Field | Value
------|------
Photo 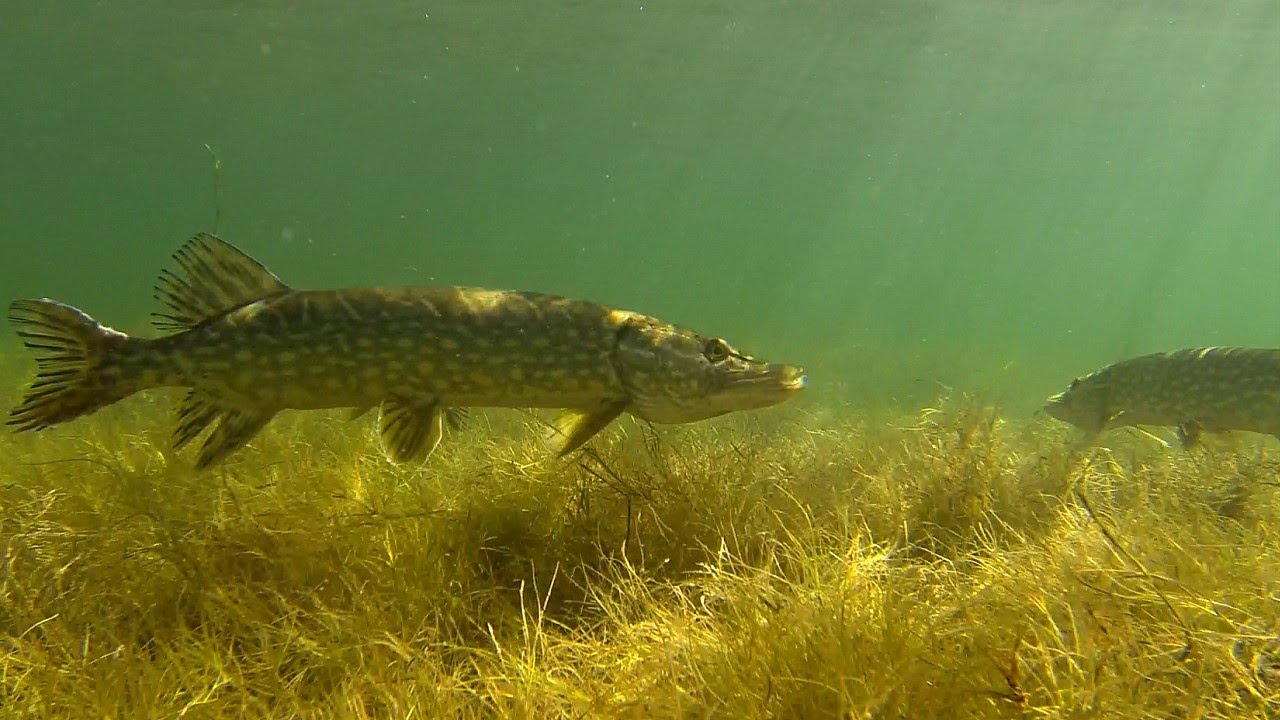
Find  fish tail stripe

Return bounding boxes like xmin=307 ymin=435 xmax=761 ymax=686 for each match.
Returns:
xmin=6 ymin=299 xmax=134 ymax=431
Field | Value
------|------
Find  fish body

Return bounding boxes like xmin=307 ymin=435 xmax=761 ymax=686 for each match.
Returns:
xmin=8 ymin=234 xmax=806 ymax=468
xmin=141 ymin=287 xmax=631 ymax=412
xmin=1043 ymin=347 xmax=1280 ymax=445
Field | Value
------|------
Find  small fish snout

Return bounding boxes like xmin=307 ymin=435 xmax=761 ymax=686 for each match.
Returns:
xmin=778 ymin=364 xmax=807 ymax=391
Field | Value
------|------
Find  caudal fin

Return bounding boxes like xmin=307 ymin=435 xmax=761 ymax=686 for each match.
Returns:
xmin=7 ymin=299 xmax=134 ymax=431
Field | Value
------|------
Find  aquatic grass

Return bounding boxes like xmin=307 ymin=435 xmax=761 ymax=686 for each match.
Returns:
xmin=0 ymin=376 xmax=1277 ymax=717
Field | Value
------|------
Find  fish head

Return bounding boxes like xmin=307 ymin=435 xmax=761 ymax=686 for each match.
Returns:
xmin=1043 ymin=372 xmax=1110 ymax=433
xmin=613 ymin=317 xmax=807 ymax=423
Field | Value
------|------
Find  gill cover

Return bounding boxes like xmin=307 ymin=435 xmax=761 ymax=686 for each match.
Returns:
xmin=612 ymin=317 xmax=805 ymax=424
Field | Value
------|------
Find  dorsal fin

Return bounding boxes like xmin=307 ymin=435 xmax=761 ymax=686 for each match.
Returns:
xmin=152 ymin=233 xmax=291 ymax=331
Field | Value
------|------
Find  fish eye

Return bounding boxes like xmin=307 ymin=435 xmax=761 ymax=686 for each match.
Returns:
xmin=703 ymin=338 xmax=730 ymax=363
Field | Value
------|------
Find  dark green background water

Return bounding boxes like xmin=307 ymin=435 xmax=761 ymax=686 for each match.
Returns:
xmin=3 ymin=1 xmax=1277 ymax=415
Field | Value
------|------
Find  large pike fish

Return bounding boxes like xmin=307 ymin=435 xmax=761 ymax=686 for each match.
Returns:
xmin=1044 ymin=347 xmax=1280 ymax=447
xmin=8 ymin=233 xmax=807 ymax=468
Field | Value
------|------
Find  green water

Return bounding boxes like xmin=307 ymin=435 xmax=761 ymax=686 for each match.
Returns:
xmin=2 ymin=0 xmax=1277 ymax=416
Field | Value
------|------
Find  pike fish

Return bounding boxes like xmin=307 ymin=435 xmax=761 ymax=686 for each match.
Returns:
xmin=8 ymin=233 xmax=807 ymax=468
xmin=1043 ymin=347 xmax=1280 ymax=447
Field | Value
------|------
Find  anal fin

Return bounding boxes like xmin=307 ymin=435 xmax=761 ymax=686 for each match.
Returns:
xmin=444 ymin=407 xmax=469 ymax=430
xmin=379 ymin=396 xmax=446 ymax=462
xmin=544 ymin=402 xmax=627 ymax=456
xmin=173 ymin=390 xmax=275 ymax=469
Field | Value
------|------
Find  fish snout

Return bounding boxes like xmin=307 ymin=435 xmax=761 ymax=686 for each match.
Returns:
xmin=712 ymin=360 xmax=807 ymax=414
xmin=1041 ymin=391 xmax=1067 ymax=418
xmin=1045 ymin=391 xmax=1065 ymax=402
xmin=776 ymin=364 xmax=808 ymax=393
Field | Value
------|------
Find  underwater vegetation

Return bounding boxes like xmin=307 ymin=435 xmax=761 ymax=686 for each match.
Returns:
xmin=0 ymin=383 xmax=1276 ymax=718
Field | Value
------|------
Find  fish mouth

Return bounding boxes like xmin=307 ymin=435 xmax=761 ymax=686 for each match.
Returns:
xmin=630 ymin=362 xmax=807 ymax=423
xmin=1042 ymin=392 xmax=1065 ymax=415
xmin=729 ymin=363 xmax=807 ymax=395
xmin=779 ymin=365 xmax=807 ymax=392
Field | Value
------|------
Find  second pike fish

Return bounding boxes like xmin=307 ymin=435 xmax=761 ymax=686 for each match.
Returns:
xmin=8 ymin=234 xmax=807 ymax=468
xmin=1044 ymin=347 xmax=1280 ymax=447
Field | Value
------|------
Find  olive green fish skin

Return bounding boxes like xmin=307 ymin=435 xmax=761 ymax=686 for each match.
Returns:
xmin=1044 ymin=347 xmax=1280 ymax=441
xmin=7 ymin=234 xmax=806 ymax=468
xmin=138 ymin=287 xmax=628 ymax=412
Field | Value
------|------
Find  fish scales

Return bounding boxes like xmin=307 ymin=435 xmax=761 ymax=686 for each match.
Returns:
xmin=1044 ymin=347 xmax=1280 ymax=444
xmin=142 ymin=287 xmax=625 ymax=411
xmin=7 ymin=233 xmax=806 ymax=468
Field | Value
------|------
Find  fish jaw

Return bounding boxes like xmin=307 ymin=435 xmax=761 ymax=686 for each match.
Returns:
xmin=703 ymin=360 xmax=807 ymax=414
xmin=1043 ymin=374 xmax=1109 ymax=434
xmin=1041 ymin=390 xmax=1069 ymax=422
xmin=1043 ymin=386 xmax=1089 ymax=429
xmin=612 ymin=316 xmax=806 ymax=424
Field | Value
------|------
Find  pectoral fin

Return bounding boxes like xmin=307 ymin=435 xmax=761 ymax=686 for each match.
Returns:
xmin=1176 ymin=421 xmax=1202 ymax=449
xmin=1130 ymin=426 xmax=1173 ymax=449
xmin=544 ymin=402 xmax=627 ymax=456
xmin=379 ymin=396 xmax=445 ymax=462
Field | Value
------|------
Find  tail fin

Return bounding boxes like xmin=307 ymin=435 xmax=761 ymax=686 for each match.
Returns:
xmin=7 ymin=299 xmax=135 ymax=431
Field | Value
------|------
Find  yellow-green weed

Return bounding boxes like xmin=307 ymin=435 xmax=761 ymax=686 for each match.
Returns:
xmin=0 ymin=381 xmax=1276 ymax=718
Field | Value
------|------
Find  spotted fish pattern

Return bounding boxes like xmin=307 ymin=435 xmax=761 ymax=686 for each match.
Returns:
xmin=8 ymin=234 xmax=807 ymax=468
xmin=1044 ymin=347 xmax=1280 ymax=446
